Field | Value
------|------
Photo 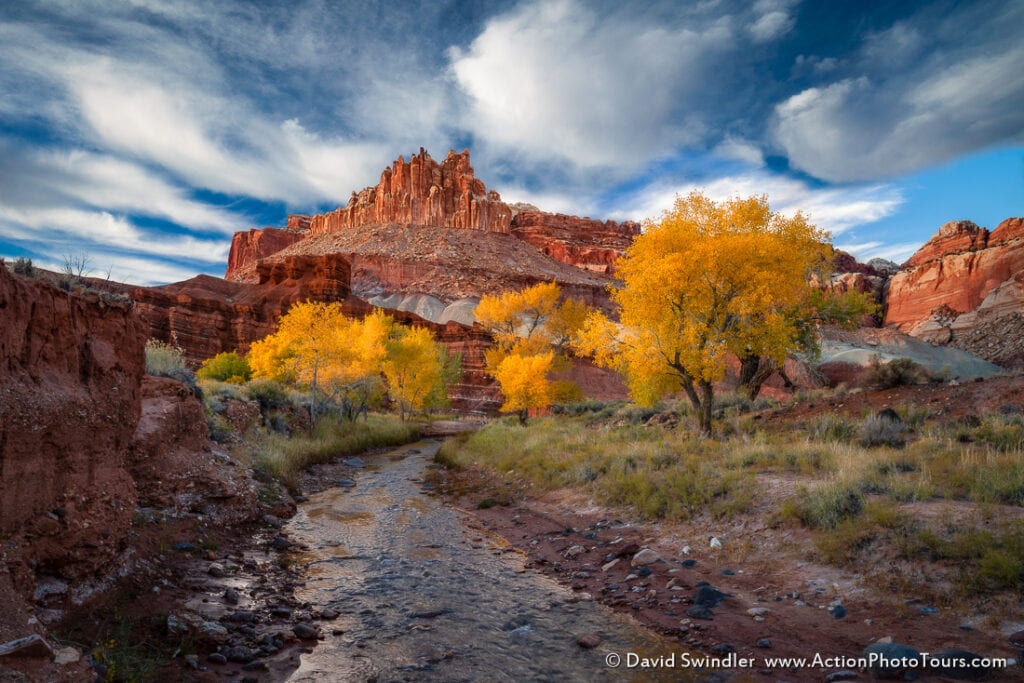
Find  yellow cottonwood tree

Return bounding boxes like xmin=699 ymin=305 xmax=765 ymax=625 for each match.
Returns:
xmin=475 ymin=282 xmax=591 ymax=420
xmin=493 ymin=351 xmax=555 ymax=423
xmin=575 ymin=192 xmax=831 ymax=435
xmin=383 ymin=325 xmax=453 ymax=419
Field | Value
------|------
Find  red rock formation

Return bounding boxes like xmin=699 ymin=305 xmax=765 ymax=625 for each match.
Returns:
xmin=114 ymin=254 xmax=353 ymax=363
xmin=509 ymin=211 xmax=640 ymax=273
xmin=225 ymin=226 xmax=307 ymax=282
xmin=310 ymin=148 xmax=512 ymax=236
xmin=885 ymin=217 xmax=1024 ymax=365
xmin=0 ymin=266 xmax=144 ymax=573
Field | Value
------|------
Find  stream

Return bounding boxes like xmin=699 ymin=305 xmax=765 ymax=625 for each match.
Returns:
xmin=283 ymin=440 xmax=689 ymax=682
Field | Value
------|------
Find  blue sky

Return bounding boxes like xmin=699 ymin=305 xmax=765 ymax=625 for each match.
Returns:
xmin=0 ymin=0 xmax=1021 ymax=284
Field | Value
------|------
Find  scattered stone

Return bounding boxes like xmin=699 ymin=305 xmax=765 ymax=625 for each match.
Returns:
xmin=681 ymin=559 xmax=697 ymax=568
xmin=720 ymin=569 xmax=735 ymax=576
xmin=224 ymin=587 xmax=240 ymax=604
xmin=928 ymin=648 xmax=990 ymax=681
xmin=184 ymin=654 xmax=199 ymax=670
xmin=920 ymin=606 xmax=938 ymax=615
xmin=293 ymin=623 xmax=320 ymax=640
xmin=336 ymin=479 xmax=356 ymax=488
xmin=710 ymin=643 xmax=734 ymax=655
xmin=686 ymin=606 xmax=714 ymax=620
xmin=272 ymin=607 xmax=293 ymax=619
xmin=342 ymin=457 xmax=366 ymax=468
xmin=825 ymin=671 xmax=859 ymax=682
xmin=830 ymin=605 xmax=848 ymax=619
xmin=631 ymin=548 xmax=660 ymax=566
xmin=709 ymin=536 xmax=722 ymax=549
xmin=271 ymin=536 xmax=292 ymax=551
xmin=320 ymin=608 xmax=339 ymax=620
xmin=174 ymin=541 xmax=195 ymax=552
xmin=199 ymin=621 xmax=229 ymax=644
xmin=638 ymin=566 xmax=652 ymax=578
xmin=564 ymin=545 xmax=585 ymax=559
xmin=53 ymin=646 xmax=81 ymax=665
xmin=755 ymin=638 xmax=772 ymax=649
xmin=602 ymin=558 xmax=620 ymax=572
xmin=863 ymin=641 xmax=921 ymax=680
xmin=746 ymin=607 xmax=771 ymax=617
xmin=228 ymin=610 xmax=257 ymax=623
xmin=208 ymin=652 xmax=227 ymax=664
xmin=577 ymin=634 xmax=602 ymax=649
xmin=208 ymin=562 xmax=226 ymax=577
xmin=33 ymin=578 xmax=69 ymax=604
xmin=224 ymin=646 xmax=257 ymax=663
xmin=693 ymin=584 xmax=729 ymax=607
xmin=166 ymin=613 xmax=190 ymax=636
xmin=1009 ymin=630 xmax=1024 ymax=648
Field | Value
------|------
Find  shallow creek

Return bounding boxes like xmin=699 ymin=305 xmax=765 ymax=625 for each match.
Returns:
xmin=284 ymin=440 xmax=689 ymax=682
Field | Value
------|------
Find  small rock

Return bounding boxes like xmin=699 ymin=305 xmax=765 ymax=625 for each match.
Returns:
xmin=709 ymin=536 xmax=722 ymax=549
xmin=224 ymin=588 xmax=239 ymax=605
xmin=825 ymin=671 xmax=858 ymax=682
xmin=602 ymin=558 xmax=620 ymax=572
xmin=228 ymin=610 xmax=256 ymax=623
xmin=686 ymin=606 xmax=714 ymax=620
xmin=53 ymin=646 xmax=81 ymax=665
xmin=320 ymin=608 xmax=339 ymax=620
xmin=293 ymin=623 xmax=320 ymax=640
xmin=564 ymin=545 xmax=585 ymax=559
xmin=336 ymin=479 xmax=356 ymax=488
xmin=919 ymin=606 xmax=938 ymax=615
xmin=747 ymin=607 xmax=771 ymax=617
xmin=637 ymin=566 xmax=652 ymax=577
xmin=207 ymin=562 xmax=226 ymax=577
xmin=929 ymin=648 xmax=990 ymax=681
xmin=829 ymin=605 xmax=848 ymax=619
xmin=710 ymin=643 xmax=734 ymax=655
xmin=184 ymin=654 xmax=199 ymax=670
xmin=577 ymin=633 xmax=602 ymax=649
xmin=199 ymin=621 xmax=228 ymax=644
xmin=755 ymin=638 xmax=772 ymax=649
xmin=272 ymin=607 xmax=293 ymax=619
xmin=224 ymin=646 xmax=257 ymax=663
xmin=693 ymin=584 xmax=729 ymax=607
xmin=863 ymin=641 xmax=921 ymax=680
xmin=720 ymin=569 xmax=735 ymax=576
xmin=208 ymin=652 xmax=227 ymax=664
xmin=631 ymin=548 xmax=660 ymax=566
xmin=166 ymin=614 xmax=190 ymax=636
xmin=271 ymin=536 xmax=292 ymax=551
xmin=342 ymin=457 xmax=366 ymax=468
xmin=681 ymin=559 xmax=697 ymax=568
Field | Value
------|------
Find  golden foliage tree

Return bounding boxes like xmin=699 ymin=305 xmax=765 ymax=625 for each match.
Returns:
xmin=575 ymin=192 xmax=832 ymax=434
xmin=383 ymin=325 xmax=456 ymax=419
xmin=475 ymin=282 xmax=590 ymax=421
xmin=248 ymin=302 xmax=452 ymax=423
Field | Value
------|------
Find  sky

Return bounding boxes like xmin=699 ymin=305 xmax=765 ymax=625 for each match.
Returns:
xmin=0 ymin=0 xmax=1021 ymax=285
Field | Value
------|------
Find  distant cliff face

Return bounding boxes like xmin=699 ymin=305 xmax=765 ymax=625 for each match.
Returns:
xmin=885 ymin=217 xmax=1024 ymax=366
xmin=224 ymin=149 xmax=639 ymax=292
xmin=309 ymin=148 xmax=512 ymax=236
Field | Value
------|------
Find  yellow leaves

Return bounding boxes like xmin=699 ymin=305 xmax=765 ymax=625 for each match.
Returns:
xmin=475 ymin=282 xmax=595 ymax=415
xmin=493 ymin=351 xmax=554 ymax=414
xmin=383 ymin=325 xmax=450 ymax=416
xmin=247 ymin=300 xmax=453 ymax=418
xmin=574 ymin=191 xmax=833 ymax=420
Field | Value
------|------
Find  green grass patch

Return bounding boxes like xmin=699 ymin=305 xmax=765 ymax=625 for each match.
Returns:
xmin=254 ymin=414 xmax=419 ymax=491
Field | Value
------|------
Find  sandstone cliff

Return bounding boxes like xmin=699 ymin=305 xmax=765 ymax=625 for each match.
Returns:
xmin=225 ymin=226 xmax=307 ymax=282
xmin=885 ymin=217 xmax=1024 ymax=366
xmin=509 ymin=211 xmax=640 ymax=274
xmin=309 ymin=148 xmax=512 ymax=236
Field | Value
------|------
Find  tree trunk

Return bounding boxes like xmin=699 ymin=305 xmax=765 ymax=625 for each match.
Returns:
xmin=518 ymin=408 xmax=528 ymax=425
xmin=309 ymin=359 xmax=318 ymax=429
xmin=698 ymin=380 xmax=714 ymax=436
xmin=737 ymin=355 xmax=778 ymax=401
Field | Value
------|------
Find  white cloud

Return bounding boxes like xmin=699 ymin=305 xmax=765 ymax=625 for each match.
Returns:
xmin=713 ymin=136 xmax=766 ymax=167
xmin=772 ymin=7 xmax=1024 ymax=182
xmin=450 ymin=0 xmax=731 ymax=169
xmin=605 ymin=170 xmax=903 ymax=236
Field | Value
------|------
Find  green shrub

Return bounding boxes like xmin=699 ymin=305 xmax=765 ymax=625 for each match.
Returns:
xmin=244 ymin=379 xmax=289 ymax=412
xmin=809 ymin=414 xmax=858 ymax=443
xmin=860 ymin=413 xmax=906 ymax=448
xmin=783 ymin=481 xmax=864 ymax=529
xmin=196 ymin=351 xmax=252 ymax=383
xmin=13 ymin=257 xmax=34 ymax=276
xmin=144 ymin=339 xmax=196 ymax=389
xmin=865 ymin=356 xmax=930 ymax=389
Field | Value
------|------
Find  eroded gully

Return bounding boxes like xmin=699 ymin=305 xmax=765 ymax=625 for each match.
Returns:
xmin=283 ymin=440 xmax=689 ymax=682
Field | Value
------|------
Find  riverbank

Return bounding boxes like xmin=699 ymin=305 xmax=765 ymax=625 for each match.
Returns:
xmin=429 ymin=402 xmax=1024 ymax=682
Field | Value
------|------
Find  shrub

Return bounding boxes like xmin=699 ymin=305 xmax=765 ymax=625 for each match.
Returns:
xmin=244 ymin=379 xmax=289 ymax=412
xmin=809 ymin=414 xmax=858 ymax=443
xmin=197 ymin=351 xmax=252 ymax=383
xmin=864 ymin=356 xmax=930 ymax=389
xmin=783 ymin=481 xmax=864 ymax=529
xmin=13 ymin=257 xmax=34 ymax=276
xmin=144 ymin=339 xmax=197 ymax=389
xmin=860 ymin=413 xmax=906 ymax=448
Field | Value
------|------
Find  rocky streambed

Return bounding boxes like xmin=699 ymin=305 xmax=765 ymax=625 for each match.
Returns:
xmin=283 ymin=440 xmax=684 ymax=682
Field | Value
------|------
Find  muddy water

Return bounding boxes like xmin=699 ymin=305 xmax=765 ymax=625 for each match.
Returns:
xmin=285 ymin=441 xmax=689 ymax=682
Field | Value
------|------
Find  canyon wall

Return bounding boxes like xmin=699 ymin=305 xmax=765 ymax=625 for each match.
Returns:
xmin=885 ymin=217 xmax=1024 ymax=366
xmin=225 ymin=227 xmax=307 ymax=282
xmin=509 ymin=211 xmax=640 ymax=274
